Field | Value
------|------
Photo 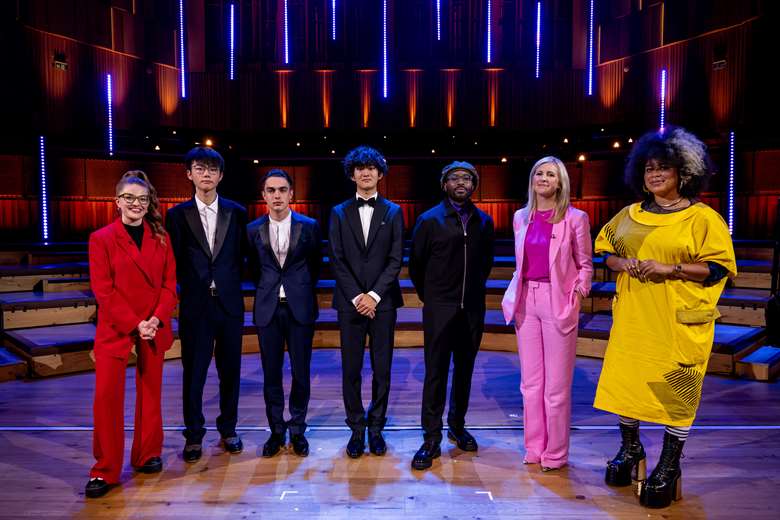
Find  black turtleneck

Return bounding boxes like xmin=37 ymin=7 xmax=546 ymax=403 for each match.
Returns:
xmin=124 ymin=223 xmax=143 ymax=250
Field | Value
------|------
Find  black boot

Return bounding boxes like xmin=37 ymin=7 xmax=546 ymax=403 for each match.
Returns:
xmin=639 ymin=432 xmax=684 ymax=508
xmin=605 ymin=422 xmax=647 ymax=487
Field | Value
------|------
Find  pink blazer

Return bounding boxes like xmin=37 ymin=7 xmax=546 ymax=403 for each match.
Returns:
xmin=501 ymin=206 xmax=593 ymax=334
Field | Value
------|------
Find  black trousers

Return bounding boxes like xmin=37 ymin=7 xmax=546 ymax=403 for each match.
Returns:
xmin=258 ymin=302 xmax=314 ymax=436
xmin=338 ymin=308 xmax=397 ymax=434
xmin=420 ymin=306 xmax=484 ymax=444
xmin=180 ymin=296 xmax=243 ymax=444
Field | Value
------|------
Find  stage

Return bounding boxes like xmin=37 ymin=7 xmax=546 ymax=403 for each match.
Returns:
xmin=0 ymin=348 xmax=778 ymax=519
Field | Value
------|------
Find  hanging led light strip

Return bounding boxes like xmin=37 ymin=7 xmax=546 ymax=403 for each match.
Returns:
xmin=486 ymin=0 xmax=492 ymax=63
xmin=106 ymin=74 xmax=114 ymax=156
xmin=659 ymin=68 xmax=667 ymax=131
xmin=383 ymin=0 xmax=388 ymax=98
xmin=332 ymin=0 xmax=337 ymax=40
xmin=179 ymin=0 xmax=187 ymax=98
xmin=587 ymin=0 xmax=594 ymax=95
xmin=436 ymin=1 xmax=441 ymax=41
xmin=284 ymin=0 xmax=290 ymax=64
xmin=728 ymin=131 xmax=735 ymax=235
xmin=39 ymin=136 xmax=50 ymax=242
xmin=535 ymin=2 xmax=541 ymax=78
xmin=229 ymin=2 xmax=235 ymax=80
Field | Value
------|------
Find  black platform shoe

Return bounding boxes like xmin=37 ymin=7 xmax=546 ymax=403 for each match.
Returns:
xmin=639 ymin=432 xmax=684 ymax=508
xmin=605 ymin=422 xmax=647 ymax=488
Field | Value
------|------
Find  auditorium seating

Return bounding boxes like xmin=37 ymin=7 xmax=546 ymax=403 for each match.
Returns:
xmin=0 ymin=239 xmax=776 ymax=382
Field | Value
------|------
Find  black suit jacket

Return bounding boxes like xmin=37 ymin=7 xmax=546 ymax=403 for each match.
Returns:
xmin=247 ymin=211 xmax=322 ymax=328
xmin=328 ymin=196 xmax=404 ymax=312
xmin=165 ymin=197 xmax=248 ymax=319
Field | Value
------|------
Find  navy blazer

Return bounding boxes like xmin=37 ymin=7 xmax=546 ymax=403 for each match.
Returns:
xmin=247 ymin=211 xmax=322 ymax=328
xmin=165 ymin=197 xmax=248 ymax=319
xmin=328 ymin=196 xmax=404 ymax=311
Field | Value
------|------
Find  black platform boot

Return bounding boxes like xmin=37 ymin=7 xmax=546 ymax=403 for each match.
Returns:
xmin=639 ymin=432 xmax=684 ymax=508
xmin=605 ymin=422 xmax=647 ymax=488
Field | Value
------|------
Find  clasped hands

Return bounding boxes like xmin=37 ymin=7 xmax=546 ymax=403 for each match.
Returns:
xmin=354 ymin=293 xmax=378 ymax=318
xmin=136 ymin=316 xmax=161 ymax=340
xmin=622 ymin=258 xmax=674 ymax=283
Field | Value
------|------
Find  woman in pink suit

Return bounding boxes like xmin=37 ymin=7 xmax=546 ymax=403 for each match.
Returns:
xmin=85 ymin=171 xmax=177 ymax=498
xmin=501 ymin=156 xmax=593 ymax=470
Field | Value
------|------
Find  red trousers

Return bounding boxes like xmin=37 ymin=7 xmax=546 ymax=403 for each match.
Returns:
xmin=90 ymin=339 xmax=165 ymax=483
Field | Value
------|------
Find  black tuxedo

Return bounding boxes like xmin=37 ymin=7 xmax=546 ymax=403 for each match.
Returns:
xmin=165 ymin=197 xmax=248 ymax=444
xmin=328 ymin=195 xmax=403 ymax=433
xmin=247 ymin=211 xmax=322 ymax=435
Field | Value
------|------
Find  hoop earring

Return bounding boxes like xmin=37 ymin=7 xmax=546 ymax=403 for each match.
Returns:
xmin=642 ymin=184 xmax=650 ymax=194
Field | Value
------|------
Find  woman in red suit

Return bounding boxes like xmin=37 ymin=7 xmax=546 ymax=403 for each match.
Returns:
xmin=85 ymin=171 xmax=177 ymax=498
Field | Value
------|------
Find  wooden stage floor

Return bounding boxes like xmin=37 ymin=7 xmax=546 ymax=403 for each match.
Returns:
xmin=1 ymin=348 xmax=779 ymax=519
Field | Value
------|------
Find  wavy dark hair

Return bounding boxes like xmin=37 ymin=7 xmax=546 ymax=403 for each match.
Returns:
xmin=625 ymin=126 xmax=715 ymax=201
xmin=116 ymin=170 xmax=167 ymax=246
xmin=343 ymin=146 xmax=388 ymax=179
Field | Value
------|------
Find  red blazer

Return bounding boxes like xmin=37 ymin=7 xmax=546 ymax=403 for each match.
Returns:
xmin=89 ymin=219 xmax=178 ymax=359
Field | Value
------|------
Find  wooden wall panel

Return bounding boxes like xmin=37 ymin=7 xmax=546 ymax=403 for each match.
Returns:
xmin=0 ymin=156 xmax=26 ymax=196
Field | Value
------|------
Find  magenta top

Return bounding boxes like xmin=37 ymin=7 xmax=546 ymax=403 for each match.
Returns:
xmin=522 ymin=208 xmax=554 ymax=282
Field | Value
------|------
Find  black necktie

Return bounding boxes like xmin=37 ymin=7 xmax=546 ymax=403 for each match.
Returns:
xmin=357 ymin=197 xmax=376 ymax=208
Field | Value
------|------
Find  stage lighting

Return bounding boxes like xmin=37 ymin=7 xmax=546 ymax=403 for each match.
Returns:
xmin=578 ymin=154 xmax=586 ymax=161
xmin=39 ymin=136 xmax=49 ymax=242
xmin=106 ymin=74 xmax=114 ymax=156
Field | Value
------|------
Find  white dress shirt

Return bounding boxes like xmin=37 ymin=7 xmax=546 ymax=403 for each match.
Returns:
xmin=269 ymin=211 xmax=292 ymax=298
xmin=352 ymin=193 xmax=381 ymax=307
xmin=195 ymin=195 xmax=218 ymax=288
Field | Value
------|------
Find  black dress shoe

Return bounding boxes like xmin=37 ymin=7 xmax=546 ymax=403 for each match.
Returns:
xmin=368 ymin=432 xmax=387 ymax=456
xmin=411 ymin=441 xmax=441 ymax=470
xmin=136 ymin=456 xmax=163 ymax=474
xmin=183 ymin=443 xmax=202 ymax=463
xmin=262 ymin=432 xmax=285 ymax=458
xmin=222 ymin=436 xmax=243 ymax=454
xmin=346 ymin=430 xmax=365 ymax=459
xmin=290 ymin=433 xmax=309 ymax=457
xmin=85 ymin=477 xmax=110 ymax=498
xmin=447 ymin=427 xmax=478 ymax=452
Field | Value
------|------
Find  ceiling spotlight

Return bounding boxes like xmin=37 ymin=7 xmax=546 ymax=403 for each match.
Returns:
xmin=563 ymin=138 xmax=569 ymax=144
xmin=205 ymin=138 xmax=213 ymax=146
xmin=172 ymin=130 xmax=177 ymax=135
xmin=331 ymin=149 xmax=336 ymax=154
xmin=628 ymin=138 xmax=634 ymax=143
xmin=600 ymin=128 xmax=605 ymax=132
xmin=578 ymin=154 xmax=586 ymax=162
xmin=500 ymin=157 xmax=508 ymax=163
xmin=473 ymin=141 xmax=478 ymax=145
xmin=253 ymin=159 xmax=259 ymax=164
xmin=613 ymin=141 xmax=620 ymax=148
xmin=296 ymin=142 xmax=301 ymax=147
xmin=431 ymin=149 xmax=436 ymax=154
xmin=383 ymin=135 xmax=387 ymax=139
xmin=323 ymin=135 xmax=328 ymax=140
xmin=154 ymin=145 xmax=161 ymax=151
xmin=194 ymin=141 xmax=200 ymax=145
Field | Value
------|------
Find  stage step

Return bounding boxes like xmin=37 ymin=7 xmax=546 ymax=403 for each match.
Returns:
xmin=735 ymin=345 xmax=780 ymax=381
xmin=0 ymin=290 xmax=96 ymax=330
xmin=0 ymin=262 xmax=89 ymax=293
xmin=33 ymin=277 xmax=90 ymax=292
xmin=27 ymin=251 xmax=88 ymax=265
xmin=0 ymin=344 xmax=27 ymax=381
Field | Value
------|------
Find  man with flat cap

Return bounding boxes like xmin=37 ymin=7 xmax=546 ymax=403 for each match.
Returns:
xmin=408 ymin=161 xmax=495 ymax=470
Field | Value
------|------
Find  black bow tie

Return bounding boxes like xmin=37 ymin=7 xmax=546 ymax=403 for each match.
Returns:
xmin=357 ymin=197 xmax=376 ymax=208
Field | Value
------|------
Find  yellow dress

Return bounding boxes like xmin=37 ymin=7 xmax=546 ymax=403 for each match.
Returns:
xmin=593 ymin=202 xmax=737 ymax=427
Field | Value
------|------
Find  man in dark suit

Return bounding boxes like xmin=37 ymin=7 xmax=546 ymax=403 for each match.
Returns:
xmin=408 ymin=161 xmax=495 ymax=470
xmin=247 ymin=169 xmax=322 ymax=457
xmin=165 ymin=147 xmax=248 ymax=462
xmin=328 ymin=146 xmax=404 ymax=458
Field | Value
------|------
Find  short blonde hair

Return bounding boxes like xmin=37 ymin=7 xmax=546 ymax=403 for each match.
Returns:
xmin=525 ymin=156 xmax=571 ymax=223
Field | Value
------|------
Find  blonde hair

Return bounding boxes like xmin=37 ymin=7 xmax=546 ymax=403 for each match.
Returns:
xmin=116 ymin=170 xmax=166 ymax=246
xmin=524 ymin=156 xmax=571 ymax=224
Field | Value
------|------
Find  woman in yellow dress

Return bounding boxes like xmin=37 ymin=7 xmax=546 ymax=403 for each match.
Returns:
xmin=593 ymin=127 xmax=736 ymax=508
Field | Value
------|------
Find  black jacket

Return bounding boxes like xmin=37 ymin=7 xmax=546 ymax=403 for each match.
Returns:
xmin=328 ymin=196 xmax=404 ymax=312
xmin=409 ymin=199 xmax=495 ymax=309
xmin=165 ymin=197 xmax=248 ymax=319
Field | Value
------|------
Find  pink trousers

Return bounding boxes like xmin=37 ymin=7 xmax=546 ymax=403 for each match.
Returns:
xmin=514 ymin=280 xmax=577 ymax=468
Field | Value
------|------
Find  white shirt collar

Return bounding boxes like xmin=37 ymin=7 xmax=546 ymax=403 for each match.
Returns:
xmin=269 ymin=210 xmax=292 ymax=226
xmin=355 ymin=192 xmax=379 ymax=201
xmin=195 ymin=194 xmax=219 ymax=212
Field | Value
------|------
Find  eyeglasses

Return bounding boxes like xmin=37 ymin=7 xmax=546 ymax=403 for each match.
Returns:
xmin=446 ymin=174 xmax=474 ymax=183
xmin=118 ymin=193 xmax=151 ymax=205
xmin=191 ymin=164 xmax=221 ymax=175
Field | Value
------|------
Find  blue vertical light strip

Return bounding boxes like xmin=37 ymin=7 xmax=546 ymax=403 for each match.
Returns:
xmin=229 ymin=3 xmax=235 ymax=80
xmin=332 ymin=0 xmax=336 ymax=40
xmin=587 ymin=0 xmax=594 ymax=95
xmin=535 ymin=1 xmax=541 ymax=78
xmin=39 ymin=136 xmax=50 ymax=242
xmin=436 ymin=1 xmax=441 ymax=41
xmin=283 ymin=0 xmax=290 ymax=64
xmin=659 ymin=68 xmax=667 ymax=131
xmin=728 ymin=131 xmax=735 ymax=235
xmin=486 ymin=0 xmax=492 ymax=63
xmin=106 ymin=74 xmax=114 ymax=156
xmin=178 ymin=0 xmax=187 ymax=98
xmin=383 ymin=0 xmax=388 ymax=98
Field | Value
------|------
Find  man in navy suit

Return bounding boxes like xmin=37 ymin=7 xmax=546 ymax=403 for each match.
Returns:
xmin=165 ymin=147 xmax=248 ymax=462
xmin=247 ymin=169 xmax=322 ymax=457
xmin=328 ymin=146 xmax=404 ymax=458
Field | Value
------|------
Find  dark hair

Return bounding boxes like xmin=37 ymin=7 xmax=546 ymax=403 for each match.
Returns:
xmin=343 ymin=146 xmax=388 ymax=178
xmin=116 ymin=170 xmax=166 ymax=246
xmin=625 ymin=126 xmax=714 ymax=201
xmin=261 ymin=168 xmax=294 ymax=190
xmin=184 ymin=146 xmax=225 ymax=172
